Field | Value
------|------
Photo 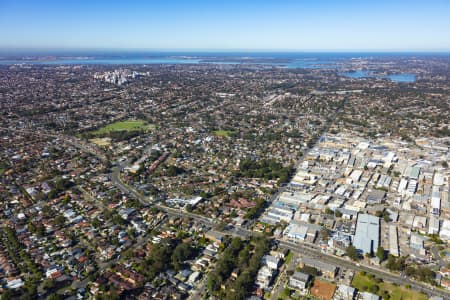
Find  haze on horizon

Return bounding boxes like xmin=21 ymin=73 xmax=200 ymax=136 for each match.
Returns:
xmin=1 ymin=0 xmax=450 ymax=52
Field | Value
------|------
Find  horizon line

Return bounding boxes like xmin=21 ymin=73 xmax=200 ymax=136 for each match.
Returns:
xmin=1 ymin=47 xmax=450 ymax=54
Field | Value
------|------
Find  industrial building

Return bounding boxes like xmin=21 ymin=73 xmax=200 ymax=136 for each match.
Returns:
xmin=389 ymin=225 xmax=400 ymax=257
xmin=353 ymin=214 xmax=380 ymax=255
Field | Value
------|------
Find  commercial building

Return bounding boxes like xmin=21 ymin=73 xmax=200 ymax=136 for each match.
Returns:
xmin=299 ymin=257 xmax=338 ymax=279
xmin=429 ymin=215 xmax=440 ymax=235
xmin=440 ymin=220 xmax=450 ymax=240
xmin=353 ymin=214 xmax=380 ymax=255
xmin=333 ymin=284 xmax=356 ymax=300
xmin=389 ymin=225 xmax=399 ymax=257
xmin=431 ymin=186 xmax=441 ymax=216
xmin=288 ymin=271 xmax=311 ymax=291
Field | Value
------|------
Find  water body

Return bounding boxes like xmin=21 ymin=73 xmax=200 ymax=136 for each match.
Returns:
xmin=385 ymin=73 xmax=416 ymax=83
xmin=1 ymin=51 xmax=445 ymax=66
xmin=0 ymin=54 xmax=337 ymax=68
xmin=0 ymin=51 xmax=441 ymax=82
xmin=0 ymin=58 xmax=334 ymax=69
xmin=342 ymin=70 xmax=416 ymax=83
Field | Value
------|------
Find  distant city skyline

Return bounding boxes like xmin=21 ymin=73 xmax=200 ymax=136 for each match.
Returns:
xmin=1 ymin=0 xmax=450 ymax=51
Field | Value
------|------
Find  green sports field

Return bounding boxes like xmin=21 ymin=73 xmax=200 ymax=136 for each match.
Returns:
xmin=351 ymin=272 xmax=427 ymax=300
xmin=91 ymin=120 xmax=155 ymax=135
xmin=212 ymin=130 xmax=237 ymax=137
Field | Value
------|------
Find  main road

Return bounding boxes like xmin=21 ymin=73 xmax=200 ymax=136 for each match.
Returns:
xmin=111 ymin=160 xmax=216 ymax=227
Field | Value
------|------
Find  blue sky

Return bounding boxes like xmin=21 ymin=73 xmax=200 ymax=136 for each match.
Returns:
xmin=1 ymin=0 xmax=450 ymax=51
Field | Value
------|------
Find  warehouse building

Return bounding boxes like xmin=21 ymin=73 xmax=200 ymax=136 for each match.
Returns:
xmin=353 ymin=214 xmax=380 ymax=255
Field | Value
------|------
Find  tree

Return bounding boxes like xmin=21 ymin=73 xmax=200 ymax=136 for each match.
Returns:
xmin=55 ymin=178 xmax=73 ymax=191
xmin=346 ymin=245 xmax=361 ymax=261
xmin=27 ymin=222 xmax=36 ymax=234
xmin=1 ymin=289 xmax=14 ymax=300
xmin=41 ymin=205 xmax=53 ymax=217
xmin=112 ymin=214 xmax=126 ymax=225
xmin=207 ymin=273 xmax=221 ymax=293
xmin=47 ymin=293 xmax=63 ymax=300
xmin=54 ymin=215 xmax=66 ymax=227
xmin=92 ymin=217 xmax=101 ymax=228
xmin=376 ymin=210 xmax=391 ymax=222
xmin=282 ymin=287 xmax=291 ymax=298
xmin=185 ymin=204 xmax=193 ymax=212
xmin=48 ymin=189 xmax=58 ymax=200
xmin=62 ymin=194 xmax=70 ymax=205
xmin=150 ymin=207 xmax=159 ymax=214
xmin=376 ymin=246 xmax=386 ymax=262
xmin=429 ymin=234 xmax=444 ymax=244
xmin=244 ymin=198 xmax=266 ymax=220
xmin=369 ymin=284 xmax=380 ymax=294
xmin=21 ymin=281 xmax=37 ymax=300
xmin=199 ymin=190 xmax=210 ymax=199
xmin=43 ymin=279 xmax=55 ymax=290
xmin=237 ymin=245 xmax=251 ymax=267
xmin=228 ymin=271 xmax=252 ymax=299
xmin=166 ymin=165 xmax=184 ymax=176
xmin=36 ymin=225 xmax=45 ymax=237
xmin=405 ymin=266 xmax=436 ymax=284
xmin=386 ymin=255 xmax=406 ymax=271
xmin=374 ymin=277 xmax=383 ymax=284
xmin=171 ymin=242 xmax=195 ymax=271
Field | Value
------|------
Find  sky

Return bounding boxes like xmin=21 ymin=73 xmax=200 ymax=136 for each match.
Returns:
xmin=1 ymin=0 xmax=450 ymax=51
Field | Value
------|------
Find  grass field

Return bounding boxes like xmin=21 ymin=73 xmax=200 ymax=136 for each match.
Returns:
xmin=212 ymin=130 xmax=237 ymax=137
xmin=91 ymin=120 xmax=154 ymax=135
xmin=89 ymin=137 xmax=112 ymax=146
xmin=351 ymin=272 xmax=428 ymax=300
